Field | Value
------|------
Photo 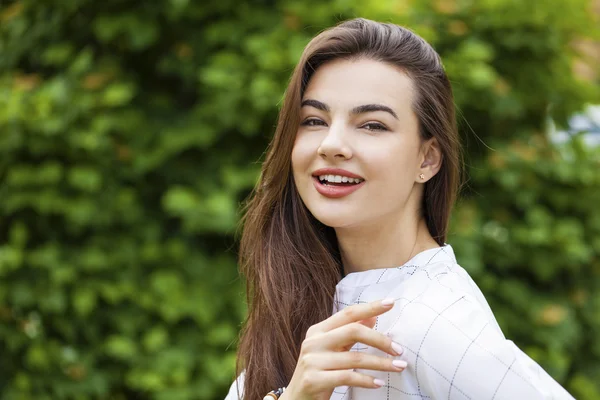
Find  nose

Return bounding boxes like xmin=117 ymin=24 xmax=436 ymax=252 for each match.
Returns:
xmin=317 ymin=122 xmax=352 ymax=160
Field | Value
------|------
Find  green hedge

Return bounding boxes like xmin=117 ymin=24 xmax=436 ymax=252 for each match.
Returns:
xmin=0 ymin=0 xmax=598 ymax=399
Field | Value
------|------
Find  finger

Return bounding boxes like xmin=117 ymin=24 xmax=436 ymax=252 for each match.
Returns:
xmin=308 ymin=322 xmax=401 ymax=356
xmin=319 ymin=298 xmax=395 ymax=332
xmin=300 ymin=369 xmax=386 ymax=391
xmin=358 ymin=316 xmax=377 ymax=328
xmin=302 ymin=351 xmax=408 ymax=373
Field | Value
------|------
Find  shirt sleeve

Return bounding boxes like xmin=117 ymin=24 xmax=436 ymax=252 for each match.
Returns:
xmin=224 ymin=371 xmax=245 ymax=400
xmin=390 ymin=283 xmax=575 ymax=400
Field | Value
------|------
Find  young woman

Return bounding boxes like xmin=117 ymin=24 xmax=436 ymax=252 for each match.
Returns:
xmin=225 ymin=18 xmax=574 ymax=400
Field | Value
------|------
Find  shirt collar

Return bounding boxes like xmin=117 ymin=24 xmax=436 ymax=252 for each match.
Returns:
xmin=336 ymin=244 xmax=456 ymax=288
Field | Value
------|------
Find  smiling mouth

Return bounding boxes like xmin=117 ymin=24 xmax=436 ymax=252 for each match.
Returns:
xmin=314 ymin=176 xmax=364 ymax=186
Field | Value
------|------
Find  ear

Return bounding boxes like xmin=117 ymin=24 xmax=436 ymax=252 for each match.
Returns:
xmin=417 ymin=138 xmax=443 ymax=182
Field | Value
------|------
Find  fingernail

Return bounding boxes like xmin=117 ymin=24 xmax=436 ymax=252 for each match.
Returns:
xmin=391 ymin=341 xmax=403 ymax=355
xmin=381 ymin=298 xmax=395 ymax=306
xmin=392 ymin=359 xmax=408 ymax=369
xmin=373 ymin=378 xmax=385 ymax=387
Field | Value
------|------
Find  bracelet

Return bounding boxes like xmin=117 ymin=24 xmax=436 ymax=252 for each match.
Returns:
xmin=263 ymin=386 xmax=286 ymax=399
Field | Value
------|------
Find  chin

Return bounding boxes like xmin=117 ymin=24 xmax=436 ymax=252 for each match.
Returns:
xmin=308 ymin=208 xmax=360 ymax=229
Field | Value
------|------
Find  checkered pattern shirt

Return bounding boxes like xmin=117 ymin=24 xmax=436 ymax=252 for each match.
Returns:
xmin=225 ymin=245 xmax=574 ymax=399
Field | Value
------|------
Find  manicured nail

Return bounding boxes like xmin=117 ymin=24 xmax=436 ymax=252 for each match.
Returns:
xmin=391 ymin=341 xmax=403 ymax=356
xmin=374 ymin=378 xmax=385 ymax=387
xmin=393 ymin=359 xmax=408 ymax=369
xmin=381 ymin=298 xmax=395 ymax=306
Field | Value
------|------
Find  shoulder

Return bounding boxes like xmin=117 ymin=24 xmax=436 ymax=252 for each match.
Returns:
xmin=379 ymin=259 xmax=500 ymax=334
xmin=381 ymin=257 xmax=503 ymax=332
xmin=379 ymin=259 xmax=504 ymax=350
xmin=375 ymin=262 xmax=572 ymax=399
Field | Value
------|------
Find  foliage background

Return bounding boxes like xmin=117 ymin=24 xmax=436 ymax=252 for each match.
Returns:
xmin=0 ymin=0 xmax=599 ymax=399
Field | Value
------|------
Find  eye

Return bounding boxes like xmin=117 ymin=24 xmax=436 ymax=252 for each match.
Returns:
xmin=361 ymin=122 xmax=388 ymax=132
xmin=301 ymin=118 xmax=327 ymax=127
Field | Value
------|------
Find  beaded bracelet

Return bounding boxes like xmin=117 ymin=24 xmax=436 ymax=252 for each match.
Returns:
xmin=263 ymin=386 xmax=286 ymax=399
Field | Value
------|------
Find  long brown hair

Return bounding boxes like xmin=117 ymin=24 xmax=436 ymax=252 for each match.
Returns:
xmin=235 ymin=18 xmax=461 ymax=399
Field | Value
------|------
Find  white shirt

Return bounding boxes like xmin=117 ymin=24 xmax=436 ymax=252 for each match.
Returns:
xmin=225 ymin=245 xmax=574 ymax=399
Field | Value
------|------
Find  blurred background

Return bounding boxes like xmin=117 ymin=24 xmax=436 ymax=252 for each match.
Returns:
xmin=0 ymin=0 xmax=599 ymax=399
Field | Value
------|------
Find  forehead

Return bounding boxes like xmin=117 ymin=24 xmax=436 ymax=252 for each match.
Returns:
xmin=302 ymin=58 xmax=415 ymax=111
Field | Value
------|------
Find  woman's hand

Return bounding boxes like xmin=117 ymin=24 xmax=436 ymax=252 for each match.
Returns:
xmin=280 ymin=298 xmax=407 ymax=400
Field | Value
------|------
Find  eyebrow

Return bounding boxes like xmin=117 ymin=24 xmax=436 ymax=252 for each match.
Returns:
xmin=301 ymin=99 xmax=398 ymax=120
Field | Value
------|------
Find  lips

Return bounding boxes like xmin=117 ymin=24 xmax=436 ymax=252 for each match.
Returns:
xmin=311 ymin=168 xmax=364 ymax=180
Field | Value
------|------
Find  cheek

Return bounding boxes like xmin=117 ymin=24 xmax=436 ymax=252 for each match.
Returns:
xmin=291 ymin=135 xmax=312 ymax=173
xmin=366 ymin=144 xmax=418 ymax=183
xmin=290 ymin=144 xmax=301 ymax=174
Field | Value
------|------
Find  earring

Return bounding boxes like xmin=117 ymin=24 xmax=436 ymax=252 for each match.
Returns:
xmin=419 ymin=174 xmax=425 ymax=180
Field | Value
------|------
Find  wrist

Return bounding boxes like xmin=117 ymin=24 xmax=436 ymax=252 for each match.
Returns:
xmin=278 ymin=392 xmax=291 ymax=400
xmin=277 ymin=385 xmax=295 ymax=400
xmin=264 ymin=386 xmax=287 ymax=400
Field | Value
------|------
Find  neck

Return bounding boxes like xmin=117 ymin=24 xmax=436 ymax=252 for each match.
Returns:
xmin=336 ymin=216 xmax=440 ymax=277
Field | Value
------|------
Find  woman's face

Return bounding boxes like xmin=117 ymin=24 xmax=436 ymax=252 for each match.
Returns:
xmin=291 ymin=58 xmax=436 ymax=229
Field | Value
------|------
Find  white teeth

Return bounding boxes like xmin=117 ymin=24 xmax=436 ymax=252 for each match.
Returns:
xmin=317 ymin=174 xmax=364 ymax=184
